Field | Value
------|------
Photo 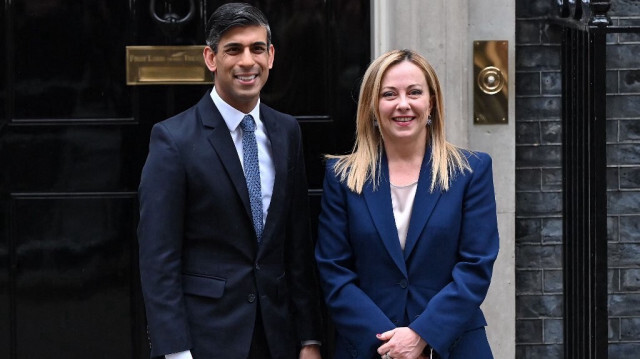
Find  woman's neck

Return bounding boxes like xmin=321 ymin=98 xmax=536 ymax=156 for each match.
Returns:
xmin=385 ymin=141 xmax=426 ymax=186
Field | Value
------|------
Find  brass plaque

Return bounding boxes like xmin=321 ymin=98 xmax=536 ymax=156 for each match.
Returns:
xmin=126 ymin=46 xmax=212 ymax=85
xmin=473 ymin=41 xmax=508 ymax=124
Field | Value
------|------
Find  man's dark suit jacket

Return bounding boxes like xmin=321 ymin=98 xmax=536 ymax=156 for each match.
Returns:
xmin=138 ymin=92 xmax=322 ymax=358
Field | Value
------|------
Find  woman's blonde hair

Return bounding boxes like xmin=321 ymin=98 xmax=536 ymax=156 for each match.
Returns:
xmin=330 ymin=49 xmax=470 ymax=194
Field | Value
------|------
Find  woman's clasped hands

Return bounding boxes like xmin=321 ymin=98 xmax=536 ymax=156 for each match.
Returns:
xmin=376 ymin=327 xmax=431 ymax=359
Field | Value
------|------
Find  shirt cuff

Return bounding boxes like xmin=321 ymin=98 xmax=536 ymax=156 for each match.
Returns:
xmin=301 ymin=340 xmax=322 ymax=346
xmin=165 ymin=350 xmax=193 ymax=359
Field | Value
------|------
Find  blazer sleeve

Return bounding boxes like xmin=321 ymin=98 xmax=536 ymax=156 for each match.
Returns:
xmin=315 ymin=161 xmax=396 ymax=358
xmin=138 ymin=122 xmax=192 ymax=357
xmin=285 ymin=122 xmax=324 ymax=343
xmin=409 ymin=153 xmax=499 ymax=356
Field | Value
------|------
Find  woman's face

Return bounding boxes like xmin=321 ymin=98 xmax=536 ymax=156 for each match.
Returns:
xmin=377 ymin=60 xmax=432 ymax=146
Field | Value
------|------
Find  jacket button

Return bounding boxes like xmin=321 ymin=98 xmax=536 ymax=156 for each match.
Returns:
xmin=247 ymin=294 xmax=256 ymax=303
xmin=399 ymin=279 xmax=408 ymax=288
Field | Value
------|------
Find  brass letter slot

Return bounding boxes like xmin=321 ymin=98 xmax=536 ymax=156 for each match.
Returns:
xmin=126 ymin=46 xmax=212 ymax=85
xmin=473 ymin=41 xmax=508 ymax=124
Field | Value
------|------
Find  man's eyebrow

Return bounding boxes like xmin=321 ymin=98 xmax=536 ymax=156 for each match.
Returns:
xmin=222 ymin=41 xmax=268 ymax=49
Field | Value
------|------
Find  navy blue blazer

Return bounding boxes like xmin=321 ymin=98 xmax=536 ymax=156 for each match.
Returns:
xmin=315 ymin=149 xmax=499 ymax=359
xmin=138 ymin=92 xmax=321 ymax=358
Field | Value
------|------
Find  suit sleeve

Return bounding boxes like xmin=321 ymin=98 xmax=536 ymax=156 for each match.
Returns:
xmin=409 ymin=153 xmax=499 ymax=356
xmin=138 ymin=123 xmax=192 ymax=356
xmin=285 ymin=123 xmax=323 ymax=344
xmin=315 ymin=161 xmax=396 ymax=358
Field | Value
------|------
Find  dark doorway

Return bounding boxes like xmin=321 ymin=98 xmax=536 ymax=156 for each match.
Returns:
xmin=0 ymin=1 xmax=370 ymax=357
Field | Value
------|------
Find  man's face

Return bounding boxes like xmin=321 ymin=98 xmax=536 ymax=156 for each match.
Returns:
xmin=204 ymin=25 xmax=274 ymax=113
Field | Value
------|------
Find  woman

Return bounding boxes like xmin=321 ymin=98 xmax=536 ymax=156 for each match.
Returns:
xmin=315 ymin=49 xmax=499 ymax=359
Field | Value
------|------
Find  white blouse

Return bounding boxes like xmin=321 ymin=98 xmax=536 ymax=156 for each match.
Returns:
xmin=390 ymin=181 xmax=418 ymax=250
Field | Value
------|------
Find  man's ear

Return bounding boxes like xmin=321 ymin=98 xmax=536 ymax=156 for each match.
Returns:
xmin=268 ymin=44 xmax=275 ymax=69
xmin=203 ymin=46 xmax=217 ymax=72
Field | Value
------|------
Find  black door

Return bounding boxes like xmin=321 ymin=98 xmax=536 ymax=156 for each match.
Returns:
xmin=0 ymin=0 xmax=369 ymax=358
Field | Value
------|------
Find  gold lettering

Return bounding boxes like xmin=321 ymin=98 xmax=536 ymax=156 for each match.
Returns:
xmin=126 ymin=46 xmax=211 ymax=85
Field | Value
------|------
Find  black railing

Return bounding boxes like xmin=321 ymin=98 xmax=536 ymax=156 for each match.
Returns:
xmin=551 ymin=1 xmax=640 ymax=358
xmin=560 ymin=21 xmax=608 ymax=359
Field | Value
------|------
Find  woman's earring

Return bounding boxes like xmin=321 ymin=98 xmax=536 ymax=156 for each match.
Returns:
xmin=373 ymin=119 xmax=379 ymax=127
xmin=426 ymin=115 xmax=432 ymax=126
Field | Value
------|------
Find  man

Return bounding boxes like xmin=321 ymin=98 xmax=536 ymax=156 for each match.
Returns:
xmin=138 ymin=3 xmax=323 ymax=358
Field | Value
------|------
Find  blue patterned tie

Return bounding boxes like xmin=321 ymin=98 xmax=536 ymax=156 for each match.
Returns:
xmin=240 ymin=115 xmax=263 ymax=242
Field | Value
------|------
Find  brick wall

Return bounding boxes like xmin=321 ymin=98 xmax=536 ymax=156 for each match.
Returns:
xmin=515 ymin=1 xmax=640 ymax=358
xmin=605 ymin=2 xmax=640 ymax=357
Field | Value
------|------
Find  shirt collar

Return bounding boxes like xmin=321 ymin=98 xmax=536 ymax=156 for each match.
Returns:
xmin=210 ymin=87 xmax=261 ymax=132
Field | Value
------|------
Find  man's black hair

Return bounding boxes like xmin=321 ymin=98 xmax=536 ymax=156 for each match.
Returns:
xmin=205 ymin=2 xmax=272 ymax=52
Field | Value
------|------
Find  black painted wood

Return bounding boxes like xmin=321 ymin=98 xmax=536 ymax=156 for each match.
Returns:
xmin=1 ymin=1 xmax=370 ymax=357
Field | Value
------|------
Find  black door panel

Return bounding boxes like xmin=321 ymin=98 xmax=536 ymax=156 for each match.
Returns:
xmin=1 ymin=1 xmax=369 ymax=357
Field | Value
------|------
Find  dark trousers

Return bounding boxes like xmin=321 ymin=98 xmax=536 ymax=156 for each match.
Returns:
xmin=248 ymin=304 xmax=272 ymax=359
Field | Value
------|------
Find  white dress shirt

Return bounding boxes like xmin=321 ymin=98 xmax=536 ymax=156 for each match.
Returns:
xmin=390 ymin=181 xmax=418 ymax=250
xmin=211 ymin=87 xmax=275 ymax=225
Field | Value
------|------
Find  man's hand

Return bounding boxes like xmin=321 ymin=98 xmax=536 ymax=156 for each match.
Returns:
xmin=299 ymin=344 xmax=322 ymax=359
xmin=376 ymin=327 xmax=427 ymax=359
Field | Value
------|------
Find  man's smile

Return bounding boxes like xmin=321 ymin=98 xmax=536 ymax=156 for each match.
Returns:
xmin=236 ymin=74 xmax=259 ymax=82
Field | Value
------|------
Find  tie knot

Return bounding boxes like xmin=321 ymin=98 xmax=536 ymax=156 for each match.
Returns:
xmin=240 ymin=115 xmax=256 ymax=132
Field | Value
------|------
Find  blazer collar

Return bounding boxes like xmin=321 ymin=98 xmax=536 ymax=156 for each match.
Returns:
xmin=363 ymin=154 xmax=407 ymax=276
xmin=363 ymin=147 xmax=442 ymax=272
xmin=403 ymin=146 xmax=442 ymax=260
xmin=258 ymin=103 xmax=287 ymax=246
xmin=198 ymin=92 xmax=288 ymax=250
xmin=198 ymin=92 xmax=254 ymax=235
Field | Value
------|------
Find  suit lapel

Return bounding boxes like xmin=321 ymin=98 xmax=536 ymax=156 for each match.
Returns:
xmin=403 ymin=147 xmax=442 ymax=260
xmin=198 ymin=93 xmax=253 ymax=222
xmin=259 ymin=104 xmax=287 ymax=244
xmin=363 ymin=155 xmax=407 ymax=276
